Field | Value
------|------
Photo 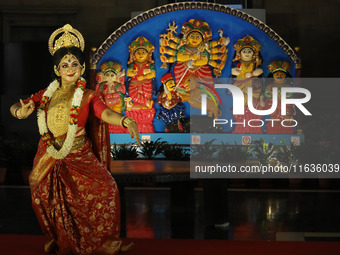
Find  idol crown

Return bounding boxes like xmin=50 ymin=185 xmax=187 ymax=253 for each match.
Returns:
xmin=181 ymin=19 xmax=212 ymax=40
xmin=234 ymin=35 xmax=260 ymax=53
xmin=268 ymin=60 xmax=291 ymax=73
xmin=129 ymin=36 xmax=154 ymax=53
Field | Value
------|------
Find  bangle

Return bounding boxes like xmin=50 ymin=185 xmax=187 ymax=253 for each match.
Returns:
xmin=15 ymin=107 xmax=25 ymax=119
xmin=17 ymin=108 xmax=24 ymax=119
xmin=18 ymin=108 xmax=27 ymax=119
xmin=122 ymin=117 xmax=136 ymax=128
xmin=120 ymin=116 xmax=127 ymax=127
xmin=14 ymin=107 xmax=19 ymax=118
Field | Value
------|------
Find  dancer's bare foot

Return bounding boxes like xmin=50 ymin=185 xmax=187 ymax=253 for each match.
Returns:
xmin=44 ymin=239 xmax=58 ymax=253
xmin=120 ymin=242 xmax=135 ymax=252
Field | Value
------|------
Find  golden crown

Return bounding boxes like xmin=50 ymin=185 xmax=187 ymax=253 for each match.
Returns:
xmin=181 ymin=19 xmax=212 ymax=40
xmin=234 ymin=35 xmax=261 ymax=53
xmin=48 ymin=24 xmax=85 ymax=56
xmin=129 ymin=36 xmax=154 ymax=53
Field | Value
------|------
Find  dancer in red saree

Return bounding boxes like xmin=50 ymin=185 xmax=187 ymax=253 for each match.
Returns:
xmin=9 ymin=24 xmax=140 ymax=255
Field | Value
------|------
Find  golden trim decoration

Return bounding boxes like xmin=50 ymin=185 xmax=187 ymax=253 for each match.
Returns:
xmin=48 ymin=24 xmax=85 ymax=56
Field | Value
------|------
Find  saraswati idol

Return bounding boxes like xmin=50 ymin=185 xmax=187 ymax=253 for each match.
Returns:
xmin=231 ymin=34 xmax=264 ymax=134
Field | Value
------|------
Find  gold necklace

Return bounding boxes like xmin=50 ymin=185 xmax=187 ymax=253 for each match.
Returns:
xmin=47 ymin=89 xmax=75 ymax=137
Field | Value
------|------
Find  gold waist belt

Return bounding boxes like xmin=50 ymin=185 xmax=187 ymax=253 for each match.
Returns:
xmin=53 ymin=136 xmax=86 ymax=151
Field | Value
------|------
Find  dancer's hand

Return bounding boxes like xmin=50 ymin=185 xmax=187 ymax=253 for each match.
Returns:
xmin=17 ymin=99 xmax=35 ymax=119
xmin=123 ymin=117 xmax=141 ymax=146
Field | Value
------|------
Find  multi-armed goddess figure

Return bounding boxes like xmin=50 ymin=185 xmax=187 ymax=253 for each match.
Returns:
xmin=159 ymin=19 xmax=230 ymax=118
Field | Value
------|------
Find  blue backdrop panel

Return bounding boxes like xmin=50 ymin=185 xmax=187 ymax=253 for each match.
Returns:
xmin=110 ymin=133 xmax=304 ymax=146
xmin=97 ymin=6 xmax=299 ymax=144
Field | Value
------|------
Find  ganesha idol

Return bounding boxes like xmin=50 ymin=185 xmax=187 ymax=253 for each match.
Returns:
xmin=159 ymin=19 xmax=230 ymax=119
xmin=95 ymin=61 xmax=126 ymax=133
xmin=125 ymin=36 xmax=156 ymax=133
xmin=231 ymin=35 xmax=264 ymax=134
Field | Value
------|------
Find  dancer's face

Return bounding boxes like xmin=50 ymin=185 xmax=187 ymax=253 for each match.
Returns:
xmin=58 ymin=54 xmax=82 ymax=85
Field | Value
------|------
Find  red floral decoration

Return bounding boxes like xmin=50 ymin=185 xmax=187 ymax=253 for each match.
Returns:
xmin=41 ymin=132 xmax=53 ymax=147
xmin=70 ymin=106 xmax=80 ymax=125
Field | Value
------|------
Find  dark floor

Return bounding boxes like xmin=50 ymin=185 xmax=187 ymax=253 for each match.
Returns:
xmin=1 ymin=181 xmax=340 ymax=241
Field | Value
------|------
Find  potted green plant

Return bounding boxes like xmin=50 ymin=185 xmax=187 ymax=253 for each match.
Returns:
xmin=139 ymin=138 xmax=167 ymax=159
xmin=276 ymin=140 xmax=299 ymax=165
xmin=111 ymin=143 xmax=139 ymax=160
xmin=217 ymin=142 xmax=251 ymax=164
xmin=250 ymin=138 xmax=278 ymax=187
xmin=191 ymin=139 xmax=218 ymax=162
xmin=275 ymin=140 xmax=303 ymax=188
xmin=251 ymin=138 xmax=277 ymax=165
xmin=163 ymin=144 xmax=190 ymax=161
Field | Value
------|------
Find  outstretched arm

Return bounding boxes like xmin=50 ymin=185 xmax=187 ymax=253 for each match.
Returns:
xmin=10 ymin=99 xmax=35 ymax=119
xmin=101 ymin=108 xmax=141 ymax=146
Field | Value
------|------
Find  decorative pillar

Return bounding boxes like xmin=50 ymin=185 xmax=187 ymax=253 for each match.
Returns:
xmin=89 ymin=47 xmax=97 ymax=90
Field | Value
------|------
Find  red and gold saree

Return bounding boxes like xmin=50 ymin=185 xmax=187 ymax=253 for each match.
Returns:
xmin=25 ymin=89 xmax=122 ymax=255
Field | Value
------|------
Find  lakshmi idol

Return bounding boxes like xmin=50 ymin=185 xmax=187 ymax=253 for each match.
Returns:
xmin=125 ymin=36 xmax=156 ymax=133
xmin=9 ymin=24 xmax=138 ymax=254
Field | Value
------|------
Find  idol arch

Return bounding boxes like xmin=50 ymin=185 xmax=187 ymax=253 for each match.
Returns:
xmin=89 ymin=2 xmax=303 ymax=145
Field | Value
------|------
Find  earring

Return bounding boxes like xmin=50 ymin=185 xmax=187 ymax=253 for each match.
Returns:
xmin=54 ymin=65 xmax=60 ymax=77
xmin=81 ymin=63 xmax=86 ymax=75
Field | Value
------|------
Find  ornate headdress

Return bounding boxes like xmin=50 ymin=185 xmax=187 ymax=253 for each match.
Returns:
xmin=129 ymin=36 xmax=154 ymax=53
xmin=181 ymin=19 xmax=212 ymax=41
xmin=234 ymin=35 xmax=260 ymax=54
xmin=100 ymin=61 xmax=123 ymax=75
xmin=268 ymin=60 xmax=291 ymax=73
xmin=48 ymin=24 xmax=85 ymax=56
